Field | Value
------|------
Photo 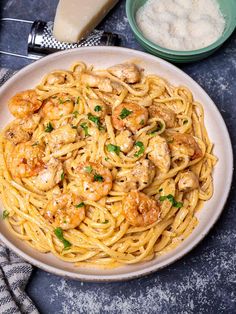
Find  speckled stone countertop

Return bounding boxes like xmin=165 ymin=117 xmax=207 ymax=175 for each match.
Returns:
xmin=1 ymin=1 xmax=236 ymax=313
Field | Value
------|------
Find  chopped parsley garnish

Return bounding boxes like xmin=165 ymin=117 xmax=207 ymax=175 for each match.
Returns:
xmin=150 ymin=122 xmax=163 ymax=135
xmin=45 ymin=122 xmax=54 ymax=133
xmin=80 ymin=123 xmax=89 ymax=136
xmin=94 ymin=105 xmax=102 ymax=112
xmin=61 ymin=172 xmax=65 ymax=180
xmin=71 ymin=125 xmax=77 ymax=129
xmin=104 ymin=157 xmax=109 ymax=161
xmin=88 ymin=113 xmax=103 ymax=130
xmin=85 ymin=165 xmax=93 ymax=173
xmin=75 ymin=202 xmax=85 ymax=208
xmin=94 ymin=173 xmax=104 ymax=182
xmin=2 ymin=210 xmax=9 ymax=219
xmin=54 ymin=227 xmax=71 ymax=249
xmin=32 ymin=142 xmax=38 ymax=146
xmin=77 ymin=96 xmax=80 ymax=104
xmin=101 ymin=220 xmax=109 ymax=224
xmin=134 ymin=141 xmax=145 ymax=157
xmin=59 ymin=98 xmax=71 ymax=104
xmin=159 ymin=194 xmax=183 ymax=208
xmin=183 ymin=120 xmax=188 ymax=124
xmin=140 ymin=119 xmax=145 ymax=125
xmin=107 ymin=144 xmax=120 ymax=155
xmin=119 ymin=108 xmax=132 ymax=119
xmin=73 ymin=111 xmax=79 ymax=118
xmin=159 ymin=188 xmax=163 ymax=192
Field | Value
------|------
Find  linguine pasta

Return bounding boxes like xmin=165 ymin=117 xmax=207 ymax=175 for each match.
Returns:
xmin=0 ymin=61 xmax=217 ymax=268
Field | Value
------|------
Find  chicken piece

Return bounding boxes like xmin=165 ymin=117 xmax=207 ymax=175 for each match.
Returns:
xmin=81 ymin=73 xmax=113 ymax=93
xmin=114 ymin=160 xmax=155 ymax=192
xmin=44 ymin=124 xmax=77 ymax=151
xmin=46 ymin=73 xmax=65 ymax=85
xmin=31 ymin=157 xmax=63 ymax=191
xmin=169 ymin=133 xmax=202 ymax=160
xmin=148 ymin=135 xmax=170 ymax=173
xmin=178 ymin=171 xmax=199 ymax=192
xmin=131 ymin=160 xmax=155 ymax=190
xmin=108 ymin=63 xmax=141 ymax=84
xmin=115 ymin=130 xmax=134 ymax=153
xmin=4 ymin=114 xmax=40 ymax=145
xmin=148 ymin=104 xmax=176 ymax=128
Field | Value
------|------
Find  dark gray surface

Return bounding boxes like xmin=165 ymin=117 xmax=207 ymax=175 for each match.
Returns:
xmin=1 ymin=1 xmax=236 ymax=313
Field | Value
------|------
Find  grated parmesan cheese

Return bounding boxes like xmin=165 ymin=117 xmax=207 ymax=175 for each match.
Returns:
xmin=136 ymin=0 xmax=225 ymax=51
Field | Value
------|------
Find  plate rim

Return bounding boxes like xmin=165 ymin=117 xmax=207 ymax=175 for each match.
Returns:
xmin=0 ymin=46 xmax=233 ymax=282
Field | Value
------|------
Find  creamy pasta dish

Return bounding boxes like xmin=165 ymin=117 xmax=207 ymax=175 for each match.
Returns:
xmin=0 ymin=62 xmax=217 ymax=268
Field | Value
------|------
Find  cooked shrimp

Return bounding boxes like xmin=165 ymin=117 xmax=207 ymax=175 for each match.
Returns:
xmin=45 ymin=125 xmax=77 ymax=151
xmin=9 ymin=142 xmax=44 ymax=178
xmin=123 ymin=190 xmax=160 ymax=227
xmin=75 ymin=162 xmax=112 ymax=201
xmin=147 ymin=135 xmax=170 ymax=173
xmin=41 ymin=94 xmax=74 ymax=120
xmin=43 ymin=193 xmax=85 ymax=230
xmin=4 ymin=114 xmax=41 ymax=145
xmin=81 ymin=73 xmax=113 ymax=93
xmin=87 ymin=98 xmax=107 ymax=119
xmin=148 ymin=104 xmax=176 ymax=128
xmin=8 ymin=90 xmax=42 ymax=118
xmin=46 ymin=73 xmax=65 ymax=85
xmin=115 ymin=130 xmax=134 ymax=153
xmin=112 ymin=102 xmax=148 ymax=133
xmin=31 ymin=158 xmax=63 ymax=191
xmin=108 ymin=63 xmax=141 ymax=84
xmin=169 ymin=133 xmax=202 ymax=160
xmin=178 ymin=171 xmax=199 ymax=192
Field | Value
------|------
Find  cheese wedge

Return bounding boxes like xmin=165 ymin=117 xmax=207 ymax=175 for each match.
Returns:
xmin=53 ymin=0 xmax=118 ymax=43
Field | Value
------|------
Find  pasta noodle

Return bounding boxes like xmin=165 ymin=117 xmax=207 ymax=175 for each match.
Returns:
xmin=0 ymin=61 xmax=217 ymax=268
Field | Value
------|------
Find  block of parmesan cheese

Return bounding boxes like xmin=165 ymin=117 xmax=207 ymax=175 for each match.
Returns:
xmin=53 ymin=0 xmax=118 ymax=43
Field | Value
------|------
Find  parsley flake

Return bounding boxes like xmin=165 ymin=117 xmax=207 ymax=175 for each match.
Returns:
xmin=45 ymin=122 xmax=54 ymax=133
xmin=94 ymin=105 xmax=102 ymax=112
xmin=61 ymin=172 xmax=65 ymax=180
xmin=75 ymin=202 xmax=85 ymax=208
xmin=119 ymin=108 xmax=132 ymax=119
xmin=101 ymin=220 xmax=109 ymax=224
xmin=183 ymin=120 xmax=188 ymax=124
xmin=54 ymin=227 xmax=71 ymax=249
xmin=134 ymin=141 xmax=145 ymax=157
xmin=94 ymin=173 xmax=104 ymax=182
xmin=85 ymin=165 xmax=93 ymax=173
xmin=140 ymin=119 xmax=145 ymax=125
xmin=80 ymin=123 xmax=89 ymax=136
xmin=159 ymin=194 xmax=183 ymax=208
xmin=2 ymin=210 xmax=9 ymax=219
xmin=73 ymin=111 xmax=79 ymax=118
xmin=107 ymin=144 xmax=120 ymax=155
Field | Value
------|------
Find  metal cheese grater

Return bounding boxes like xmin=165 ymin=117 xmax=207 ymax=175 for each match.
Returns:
xmin=0 ymin=18 xmax=120 ymax=60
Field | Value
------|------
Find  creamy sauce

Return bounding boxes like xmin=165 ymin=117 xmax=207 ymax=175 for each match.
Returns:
xmin=136 ymin=0 xmax=225 ymax=51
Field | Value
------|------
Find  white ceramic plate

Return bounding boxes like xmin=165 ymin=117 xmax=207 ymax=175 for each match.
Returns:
xmin=0 ymin=47 xmax=233 ymax=281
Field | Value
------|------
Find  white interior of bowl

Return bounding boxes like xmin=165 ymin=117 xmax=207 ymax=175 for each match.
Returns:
xmin=0 ymin=47 xmax=233 ymax=281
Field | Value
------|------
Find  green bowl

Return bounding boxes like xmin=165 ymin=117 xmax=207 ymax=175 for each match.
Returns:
xmin=126 ymin=0 xmax=236 ymax=63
